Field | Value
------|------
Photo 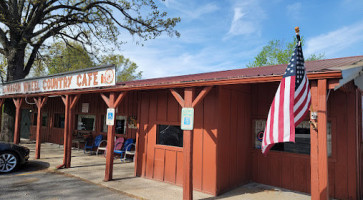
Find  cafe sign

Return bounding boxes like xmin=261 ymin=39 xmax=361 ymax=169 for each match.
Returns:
xmin=0 ymin=66 xmax=116 ymax=96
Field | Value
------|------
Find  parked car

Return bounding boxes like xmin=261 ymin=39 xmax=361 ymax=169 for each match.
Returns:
xmin=0 ymin=142 xmax=30 ymax=173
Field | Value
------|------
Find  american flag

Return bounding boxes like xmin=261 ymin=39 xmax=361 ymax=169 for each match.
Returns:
xmin=262 ymin=35 xmax=311 ymax=154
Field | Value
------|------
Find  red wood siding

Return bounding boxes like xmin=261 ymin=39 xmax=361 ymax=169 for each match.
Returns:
xmin=29 ymin=92 xmax=138 ymax=146
xmin=216 ymin=85 xmax=252 ymax=194
xmin=250 ymin=82 xmax=358 ymax=200
xmin=136 ymin=88 xmax=218 ymax=195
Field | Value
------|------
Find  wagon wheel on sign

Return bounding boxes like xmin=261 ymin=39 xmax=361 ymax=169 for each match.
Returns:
xmin=257 ymin=131 xmax=264 ymax=142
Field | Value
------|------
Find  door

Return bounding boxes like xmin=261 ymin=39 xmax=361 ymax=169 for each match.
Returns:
xmin=20 ymin=109 xmax=31 ymax=139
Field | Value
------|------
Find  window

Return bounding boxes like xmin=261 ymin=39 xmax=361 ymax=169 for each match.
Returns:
xmin=157 ymin=125 xmax=183 ymax=147
xmin=77 ymin=115 xmax=96 ymax=131
xmin=254 ymin=119 xmax=332 ymax=156
xmin=33 ymin=113 xmax=48 ymax=126
xmin=54 ymin=113 xmax=65 ymax=128
xmin=102 ymin=115 xmax=127 ymax=134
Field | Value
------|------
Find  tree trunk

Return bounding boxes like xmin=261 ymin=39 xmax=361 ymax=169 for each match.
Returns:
xmin=0 ymin=99 xmax=15 ymax=142
xmin=0 ymin=47 xmax=26 ymax=142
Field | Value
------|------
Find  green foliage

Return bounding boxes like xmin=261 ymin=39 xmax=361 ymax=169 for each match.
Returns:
xmin=99 ymin=54 xmax=142 ymax=82
xmin=247 ymin=37 xmax=325 ymax=68
xmin=0 ymin=0 xmax=180 ymax=81
xmin=47 ymin=42 xmax=95 ymax=75
xmin=32 ymin=42 xmax=142 ymax=82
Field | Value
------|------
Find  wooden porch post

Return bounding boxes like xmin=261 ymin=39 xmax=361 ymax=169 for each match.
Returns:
xmin=13 ymin=98 xmax=23 ymax=144
xmin=34 ymin=96 xmax=48 ymax=159
xmin=57 ymin=95 xmax=70 ymax=169
xmin=101 ymin=92 xmax=127 ymax=181
xmin=170 ymin=86 xmax=212 ymax=200
xmin=310 ymin=79 xmax=329 ymax=200
xmin=183 ymin=88 xmax=194 ymax=200
xmin=66 ymin=94 xmax=80 ymax=168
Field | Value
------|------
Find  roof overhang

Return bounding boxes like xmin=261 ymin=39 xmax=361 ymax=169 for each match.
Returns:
xmin=332 ymin=60 xmax=363 ymax=90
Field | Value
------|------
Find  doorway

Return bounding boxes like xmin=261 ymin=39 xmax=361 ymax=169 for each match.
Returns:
xmin=20 ymin=109 xmax=31 ymax=139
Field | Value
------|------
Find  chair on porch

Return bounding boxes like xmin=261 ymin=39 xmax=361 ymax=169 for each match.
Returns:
xmin=114 ymin=138 xmax=135 ymax=162
xmin=84 ymin=134 xmax=103 ymax=154
xmin=96 ymin=137 xmax=124 ymax=156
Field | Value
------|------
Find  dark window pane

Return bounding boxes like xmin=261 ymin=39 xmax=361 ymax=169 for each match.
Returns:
xmin=54 ymin=114 xmax=65 ymax=128
xmin=82 ymin=118 xmax=94 ymax=131
xmin=33 ymin=113 xmax=37 ymax=126
xmin=116 ymin=119 xmax=125 ymax=134
xmin=34 ymin=113 xmax=48 ymax=127
xmin=157 ymin=125 xmax=183 ymax=147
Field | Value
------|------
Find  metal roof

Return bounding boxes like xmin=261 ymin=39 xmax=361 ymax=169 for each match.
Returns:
xmin=118 ymin=55 xmax=363 ymax=88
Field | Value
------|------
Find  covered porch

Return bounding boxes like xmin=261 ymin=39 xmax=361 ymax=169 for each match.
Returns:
xmin=18 ymin=141 xmax=310 ymax=200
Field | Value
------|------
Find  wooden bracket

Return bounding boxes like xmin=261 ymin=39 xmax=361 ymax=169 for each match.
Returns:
xmin=13 ymin=98 xmax=23 ymax=108
xmin=100 ymin=93 xmax=111 ymax=108
xmin=170 ymin=86 xmax=213 ymax=108
xmin=192 ymin=86 xmax=212 ymax=108
xmin=34 ymin=96 xmax=48 ymax=108
xmin=70 ymin=94 xmax=81 ymax=110
xmin=0 ymin=98 xmax=4 ymax=108
xmin=170 ymin=89 xmax=185 ymax=107
xmin=101 ymin=92 xmax=127 ymax=108
xmin=61 ymin=95 xmax=67 ymax=105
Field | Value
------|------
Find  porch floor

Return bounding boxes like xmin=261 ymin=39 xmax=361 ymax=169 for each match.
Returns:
xmin=20 ymin=141 xmax=311 ymax=200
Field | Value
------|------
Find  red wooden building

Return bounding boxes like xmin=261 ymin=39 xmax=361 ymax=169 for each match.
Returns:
xmin=1 ymin=56 xmax=363 ymax=200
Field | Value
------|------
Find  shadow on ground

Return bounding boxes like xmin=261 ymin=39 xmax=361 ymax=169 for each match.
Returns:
xmin=0 ymin=160 xmax=50 ymax=175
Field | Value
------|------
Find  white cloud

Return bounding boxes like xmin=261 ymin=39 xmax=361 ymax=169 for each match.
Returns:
xmin=119 ymin=39 xmax=260 ymax=79
xmin=286 ymin=2 xmax=302 ymax=20
xmin=305 ymin=21 xmax=363 ymax=57
xmin=163 ymin=1 xmax=219 ymax=20
xmin=226 ymin=0 xmax=266 ymax=37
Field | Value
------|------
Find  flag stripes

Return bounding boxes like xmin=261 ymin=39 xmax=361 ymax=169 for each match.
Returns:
xmin=262 ymin=37 xmax=311 ymax=155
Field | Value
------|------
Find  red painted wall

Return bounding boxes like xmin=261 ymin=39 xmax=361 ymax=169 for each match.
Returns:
xmin=27 ymin=82 xmax=360 ymax=199
xmin=216 ymin=85 xmax=252 ymax=194
xmin=136 ymin=88 xmax=219 ymax=195
xmin=250 ymin=82 xmax=359 ymax=200
xmin=30 ymin=92 xmax=138 ymax=145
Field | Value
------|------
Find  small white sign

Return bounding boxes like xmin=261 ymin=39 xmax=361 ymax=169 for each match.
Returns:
xmin=81 ymin=103 xmax=89 ymax=113
xmin=181 ymin=108 xmax=194 ymax=130
xmin=106 ymin=108 xmax=115 ymax=126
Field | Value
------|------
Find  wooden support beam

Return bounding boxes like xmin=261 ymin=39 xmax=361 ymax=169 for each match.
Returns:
xmin=57 ymin=95 xmax=70 ymax=169
xmin=169 ymin=86 xmax=212 ymax=200
xmin=317 ymin=79 xmax=329 ymax=200
xmin=13 ymin=98 xmax=23 ymax=144
xmin=70 ymin=94 xmax=81 ymax=109
xmin=0 ymin=98 xmax=4 ymax=107
xmin=183 ymin=88 xmax=194 ymax=200
xmin=114 ymin=92 xmax=127 ymax=108
xmin=66 ymin=94 xmax=81 ymax=168
xmin=310 ymin=81 xmax=319 ymax=199
xmin=100 ymin=93 xmax=111 ymax=108
xmin=101 ymin=92 xmax=127 ymax=181
xmin=170 ymin=89 xmax=184 ymax=107
xmin=310 ymin=79 xmax=329 ymax=200
xmin=104 ymin=92 xmax=115 ymax=181
xmin=192 ymin=86 xmax=212 ymax=108
xmin=34 ymin=96 xmax=48 ymax=159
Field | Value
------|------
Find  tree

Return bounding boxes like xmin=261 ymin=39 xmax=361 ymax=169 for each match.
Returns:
xmin=247 ymin=38 xmax=325 ymax=68
xmin=100 ymin=54 xmax=142 ymax=82
xmin=0 ymin=0 xmax=180 ymax=142
xmin=31 ymin=42 xmax=142 ymax=82
xmin=35 ymin=42 xmax=96 ymax=75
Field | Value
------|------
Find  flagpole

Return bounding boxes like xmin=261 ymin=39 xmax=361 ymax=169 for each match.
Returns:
xmin=295 ymin=26 xmax=318 ymax=130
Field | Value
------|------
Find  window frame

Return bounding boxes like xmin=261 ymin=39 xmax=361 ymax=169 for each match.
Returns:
xmin=156 ymin=124 xmax=183 ymax=148
xmin=252 ymin=118 xmax=334 ymax=157
xmin=76 ymin=114 xmax=96 ymax=131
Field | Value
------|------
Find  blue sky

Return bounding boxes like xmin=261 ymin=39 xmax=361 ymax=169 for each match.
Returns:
xmin=118 ymin=0 xmax=363 ymax=79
